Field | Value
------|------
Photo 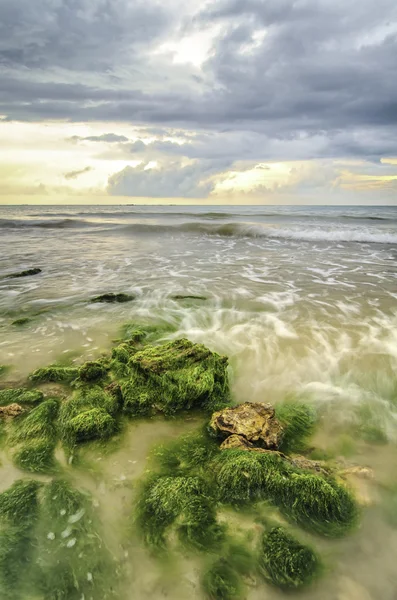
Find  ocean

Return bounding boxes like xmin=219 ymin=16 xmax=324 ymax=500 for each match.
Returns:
xmin=1 ymin=204 xmax=397 ymax=599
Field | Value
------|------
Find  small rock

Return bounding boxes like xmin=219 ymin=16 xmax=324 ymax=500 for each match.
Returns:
xmin=0 ymin=403 xmax=24 ymax=419
xmin=210 ymin=402 xmax=284 ymax=450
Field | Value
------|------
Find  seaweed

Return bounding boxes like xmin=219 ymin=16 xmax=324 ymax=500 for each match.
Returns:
xmin=90 ymin=293 xmax=134 ymax=303
xmin=213 ymin=449 xmax=358 ymax=536
xmin=0 ymin=388 xmax=44 ymax=405
xmin=136 ymin=475 xmax=222 ymax=549
xmin=275 ymin=402 xmax=317 ymax=454
xmin=120 ymin=321 xmax=176 ymax=344
xmin=9 ymin=400 xmax=59 ymax=473
xmin=29 ymin=365 xmax=79 ymax=384
xmin=259 ymin=526 xmax=320 ymax=589
xmin=201 ymin=558 xmax=242 ymax=600
xmin=12 ymin=317 xmax=32 ymax=327
xmin=122 ymin=338 xmax=230 ymax=417
xmin=59 ymin=387 xmax=119 ymax=445
xmin=34 ymin=479 xmax=117 ymax=599
xmin=213 ymin=449 xmax=290 ymax=505
xmin=7 ymin=268 xmax=42 ymax=279
xmin=78 ymin=360 xmax=108 ymax=383
xmin=152 ymin=428 xmax=220 ymax=476
xmin=281 ymin=473 xmax=359 ymax=536
xmin=0 ymin=480 xmax=41 ymax=599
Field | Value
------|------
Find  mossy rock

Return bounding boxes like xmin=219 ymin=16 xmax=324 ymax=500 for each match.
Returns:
xmin=7 ymin=268 xmax=42 ymax=279
xmin=152 ymin=429 xmax=220 ymax=476
xmin=59 ymin=386 xmax=120 ymax=446
xmin=259 ymin=526 xmax=320 ymax=589
xmin=0 ymin=388 xmax=44 ymax=405
xmin=120 ymin=321 xmax=176 ymax=344
xmin=29 ymin=365 xmax=79 ymax=384
xmin=122 ymin=338 xmax=230 ymax=416
xmin=9 ymin=400 xmax=59 ymax=474
xmin=136 ymin=475 xmax=222 ymax=549
xmin=90 ymin=293 xmax=134 ymax=303
xmin=78 ymin=360 xmax=108 ymax=383
xmin=201 ymin=558 xmax=242 ymax=600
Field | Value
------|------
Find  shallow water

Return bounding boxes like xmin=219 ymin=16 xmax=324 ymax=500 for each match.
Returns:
xmin=1 ymin=204 xmax=397 ymax=599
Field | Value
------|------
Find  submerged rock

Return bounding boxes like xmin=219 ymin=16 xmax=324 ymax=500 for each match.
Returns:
xmin=90 ymin=292 xmax=135 ymax=303
xmin=210 ymin=402 xmax=284 ymax=450
xmin=0 ymin=388 xmax=44 ymax=405
xmin=29 ymin=365 xmax=79 ymax=384
xmin=172 ymin=294 xmax=207 ymax=301
xmin=122 ymin=338 xmax=230 ymax=416
xmin=12 ymin=317 xmax=32 ymax=326
xmin=0 ymin=403 xmax=24 ymax=419
xmin=7 ymin=267 xmax=42 ymax=279
xmin=259 ymin=526 xmax=320 ymax=589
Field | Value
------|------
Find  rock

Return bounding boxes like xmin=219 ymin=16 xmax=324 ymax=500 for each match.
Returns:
xmin=0 ymin=403 xmax=24 ymax=419
xmin=7 ymin=268 xmax=42 ymax=279
xmin=90 ymin=293 xmax=135 ymax=304
xmin=340 ymin=466 xmax=374 ymax=479
xmin=210 ymin=402 xmax=284 ymax=450
xmin=289 ymin=455 xmax=330 ymax=475
xmin=220 ymin=434 xmax=255 ymax=450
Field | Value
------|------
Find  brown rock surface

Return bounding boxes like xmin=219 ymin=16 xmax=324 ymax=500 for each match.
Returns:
xmin=0 ymin=403 xmax=24 ymax=419
xmin=210 ymin=402 xmax=284 ymax=450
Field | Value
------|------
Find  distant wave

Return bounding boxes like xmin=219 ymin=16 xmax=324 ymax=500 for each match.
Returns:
xmin=0 ymin=218 xmax=92 ymax=229
xmin=1 ymin=217 xmax=396 ymax=244
xmin=112 ymin=221 xmax=397 ymax=244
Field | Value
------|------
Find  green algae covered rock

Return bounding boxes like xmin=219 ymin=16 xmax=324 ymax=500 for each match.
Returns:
xmin=78 ymin=360 xmax=108 ymax=383
xmin=0 ymin=480 xmax=41 ymax=599
xmin=59 ymin=386 xmax=119 ymax=445
xmin=202 ymin=558 xmax=242 ymax=600
xmin=35 ymin=479 xmax=117 ymax=600
xmin=122 ymin=338 xmax=230 ymax=416
xmin=153 ymin=429 xmax=220 ymax=476
xmin=0 ymin=388 xmax=44 ymax=405
xmin=29 ymin=365 xmax=79 ymax=384
xmin=120 ymin=321 xmax=176 ymax=344
xmin=9 ymin=399 xmax=59 ymax=473
xmin=259 ymin=526 xmax=320 ymax=589
xmin=212 ymin=448 xmax=358 ymax=536
xmin=136 ymin=475 xmax=222 ymax=549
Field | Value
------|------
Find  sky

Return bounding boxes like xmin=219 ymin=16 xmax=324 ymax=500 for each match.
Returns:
xmin=1 ymin=0 xmax=397 ymax=205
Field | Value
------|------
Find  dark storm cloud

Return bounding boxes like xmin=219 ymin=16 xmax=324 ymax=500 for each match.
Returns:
xmin=1 ymin=0 xmax=397 ymax=163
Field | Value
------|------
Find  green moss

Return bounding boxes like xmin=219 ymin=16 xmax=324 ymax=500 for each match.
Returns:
xmin=213 ymin=449 xmax=358 ymax=536
xmin=0 ymin=480 xmax=41 ymax=599
xmin=34 ymin=479 xmax=117 ymax=600
xmin=9 ymin=400 xmax=59 ymax=474
xmin=120 ymin=321 xmax=176 ymax=344
xmin=152 ymin=429 xmax=220 ymax=476
xmin=213 ymin=449 xmax=290 ymax=505
xmin=11 ymin=317 xmax=32 ymax=327
xmin=78 ymin=360 xmax=108 ymax=383
xmin=259 ymin=526 xmax=320 ymax=589
xmin=275 ymin=402 xmax=317 ymax=454
xmin=0 ymin=480 xmax=41 ymax=524
xmin=68 ymin=408 xmax=116 ymax=442
xmin=136 ymin=475 xmax=222 ymax=549
xmin=7 ymin=268 xmax=42 ymax=279
xmin=59 ymin=386 xmax=119 ymax=446
xmin=90 ymin=292 xmax=134 ymax=303
xmin=201 ymin=558 xmax=242 ymax=600
xmin=29 ymin=365 xmax=79 ymax=384
xmin=0 ymin=388 xmax=44 ymax=405
xmin=122 ymin=338 xmax=230 ymax=417
xmin=282 ymin=473 xmax=358 ymax=536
